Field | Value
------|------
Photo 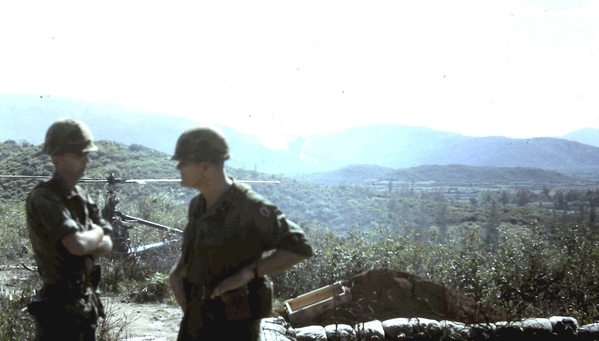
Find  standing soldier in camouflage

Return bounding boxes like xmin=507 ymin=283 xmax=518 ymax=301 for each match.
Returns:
xmin=169 ymin=126 xmax=313 ymax=340
xmin=26 ymin=118 xmax=113 ymax=341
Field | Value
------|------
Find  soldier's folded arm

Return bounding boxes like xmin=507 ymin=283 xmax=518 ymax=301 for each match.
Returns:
xmin=61 ymin=224 xmax=112 ymax=256
xmin=91 ymin=232 xmax=113 ymax=258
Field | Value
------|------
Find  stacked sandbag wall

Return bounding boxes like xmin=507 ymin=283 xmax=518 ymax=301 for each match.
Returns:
xmin=260 ymin=315 xmax=599 ymax=341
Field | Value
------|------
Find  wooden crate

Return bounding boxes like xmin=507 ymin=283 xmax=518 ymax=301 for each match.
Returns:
xmin=284 ymin=281 xmax=352 ymax=325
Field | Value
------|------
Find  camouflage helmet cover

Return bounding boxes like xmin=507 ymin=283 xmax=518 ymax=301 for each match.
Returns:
xmin=171 ymin=126 xmax=230 ymax=163
xmin=42 ymin=118 xmax=98 ymax=155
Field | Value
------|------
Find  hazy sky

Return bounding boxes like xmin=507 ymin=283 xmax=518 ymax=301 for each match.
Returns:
xmin=1 ymin=0 xmax=597 ymax=148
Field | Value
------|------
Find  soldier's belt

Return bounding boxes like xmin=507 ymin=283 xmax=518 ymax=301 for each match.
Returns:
xmin=185 ymin=281 xmax=212 ymax=301
xmin=185 ymin=283 xmax=253 ymax=322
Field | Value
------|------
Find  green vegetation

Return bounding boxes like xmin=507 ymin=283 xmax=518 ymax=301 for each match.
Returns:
xmin=0 ymin=282 xmax=36 ymax=340
xmin=3 ymin=140 xmax=597 ymax=233
xmin=3 ymin=140 xmax=599 ymax=339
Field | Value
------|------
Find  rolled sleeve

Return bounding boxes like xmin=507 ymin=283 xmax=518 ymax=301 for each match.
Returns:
xmin=277 ymin=226 xmax=313 ymax=257
xmin=28 ymin=189 xmax=81 ymax=244
xmin=253 ymin=202 xmax=313 ymax=257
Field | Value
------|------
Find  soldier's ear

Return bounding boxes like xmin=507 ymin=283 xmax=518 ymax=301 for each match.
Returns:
xmin=50 ymin=154 xmax=61 ymax=165
xmin=199 ymin=162 xmax=211 ymax=172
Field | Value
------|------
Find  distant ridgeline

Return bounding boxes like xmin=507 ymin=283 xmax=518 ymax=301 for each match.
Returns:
xmin=295 ymin=164 xmax=587 ymax=187
xmin=5 ymin=95 xmax=599 ymax=175
xmin=2 ymin=140 xmax=599 ymax=235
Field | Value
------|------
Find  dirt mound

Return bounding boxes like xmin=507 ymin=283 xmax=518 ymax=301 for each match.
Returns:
xmin=279 ymin=267 xmax=504 ymax=328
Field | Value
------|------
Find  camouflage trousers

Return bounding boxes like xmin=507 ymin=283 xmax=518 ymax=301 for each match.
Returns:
xmin=28 ymin=284 xmax=102 ymax=341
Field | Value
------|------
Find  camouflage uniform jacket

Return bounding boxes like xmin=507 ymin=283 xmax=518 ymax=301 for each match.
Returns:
xmin=177 ymin=181 xmax=313 ymax=290
xmin=25 ymin=173 xmax=112 ymax=285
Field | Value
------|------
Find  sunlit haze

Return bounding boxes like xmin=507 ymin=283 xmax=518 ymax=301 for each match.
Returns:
xmin=1 ymin=0 xmax=597 ymax=149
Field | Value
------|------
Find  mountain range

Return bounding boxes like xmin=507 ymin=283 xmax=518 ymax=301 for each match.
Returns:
xmin=3 ymin=93 xmax=599 ymax=177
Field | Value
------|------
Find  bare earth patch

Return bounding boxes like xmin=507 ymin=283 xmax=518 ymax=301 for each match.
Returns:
xmin=1 ymin=266 xmax=183 ymax=341
xmin=103 ymin=297 xmax=182 ymax=341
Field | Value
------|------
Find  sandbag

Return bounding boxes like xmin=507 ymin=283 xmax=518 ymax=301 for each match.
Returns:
xmin=355 ymin=320 xmax=384 ymax=341
xmin=324 ymin=323 xmax=356 ymax=341
xmin=296 ymin=325 xmax=327 ymax=341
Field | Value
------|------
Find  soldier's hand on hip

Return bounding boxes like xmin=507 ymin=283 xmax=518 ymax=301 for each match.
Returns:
xmin=211 ymin=266 xmax=255 ymax=299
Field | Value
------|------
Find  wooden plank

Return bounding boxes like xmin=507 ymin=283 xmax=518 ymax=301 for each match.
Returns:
xmin=287 ymin=292 xmax=353 ymax=325
xmin=285 ymin=282 xmax=344 ymax=311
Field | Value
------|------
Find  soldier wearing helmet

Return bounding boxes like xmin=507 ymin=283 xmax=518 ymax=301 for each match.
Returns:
xmin=25 ymin=118 xmax=113 ymax=341
xmin=169 ymin=126 xmax=313 ymax=341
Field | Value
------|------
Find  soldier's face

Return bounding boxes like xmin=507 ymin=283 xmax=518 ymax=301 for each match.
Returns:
xmin=53 ymin=152 xmax=89 ymax=179
xmin=177 ymin=160 xmax=207 ymax=189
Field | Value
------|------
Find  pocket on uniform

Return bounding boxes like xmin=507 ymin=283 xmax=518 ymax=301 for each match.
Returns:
xmin=27 ymin=297 xmax=57 ymax=318
xmin=248 ymin=276 xmax=273 ymax=318
xmin=220 ymin=286 xmax=252 ymax=321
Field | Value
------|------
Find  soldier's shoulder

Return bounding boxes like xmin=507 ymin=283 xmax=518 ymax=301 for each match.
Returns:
xmin=31 ymin=177 xmax=63 ymax=196
xmin=29 ymin=178 xmax=56 ymax=194
xmin=27 ymin=182 xmax=60 ymax=204
xmin=187 ymin=194 xmax=202 ymax=211
xmin=234 ymin=183 xmax=273 ymax=206
xmin=232 ymin=183 xmax=281 ymax=221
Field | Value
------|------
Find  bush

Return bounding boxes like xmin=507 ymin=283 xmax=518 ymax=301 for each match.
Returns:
xmin=6 ymin=179 xmax=599 ymax=335
xmin=0 ymin=288 xmax=35 ymax=340
xmin=0 ymin=202 xmax=32 ymax=264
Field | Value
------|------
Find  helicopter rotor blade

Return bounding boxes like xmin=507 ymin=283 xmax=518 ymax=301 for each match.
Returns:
xmin=0 ymin=175 xmax=112 ymax=183
xmin=0 ymin=175 xmax=280 ymax=184
xmin=123 ymin=179 xmax=181 ymax=184
xmin=124 ymin=179 xmax=282 ymax=184
xmin=234 ymin=180 xmax=282 ymax=184
xmin=0 ymin=175 xmax=51 ymax=179
xmin=78 ymin=178 xmax=116 ymax=183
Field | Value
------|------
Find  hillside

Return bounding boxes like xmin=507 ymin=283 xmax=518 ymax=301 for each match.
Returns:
xmin=0 ymin=140 xmax=392 ymax=231
xmin=0 ymin=140 xmax=577 ymax=233
xmin=561 ymin=128 xmax=599 ymax=147
xmin=297 ymin=164 xmax=582 ymax=186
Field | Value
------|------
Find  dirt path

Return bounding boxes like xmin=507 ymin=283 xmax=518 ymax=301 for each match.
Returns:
xmin=103 ymin=297 xmax=182 ymax=341
xmin=1 ymin=266 xmax=183 ymax=340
